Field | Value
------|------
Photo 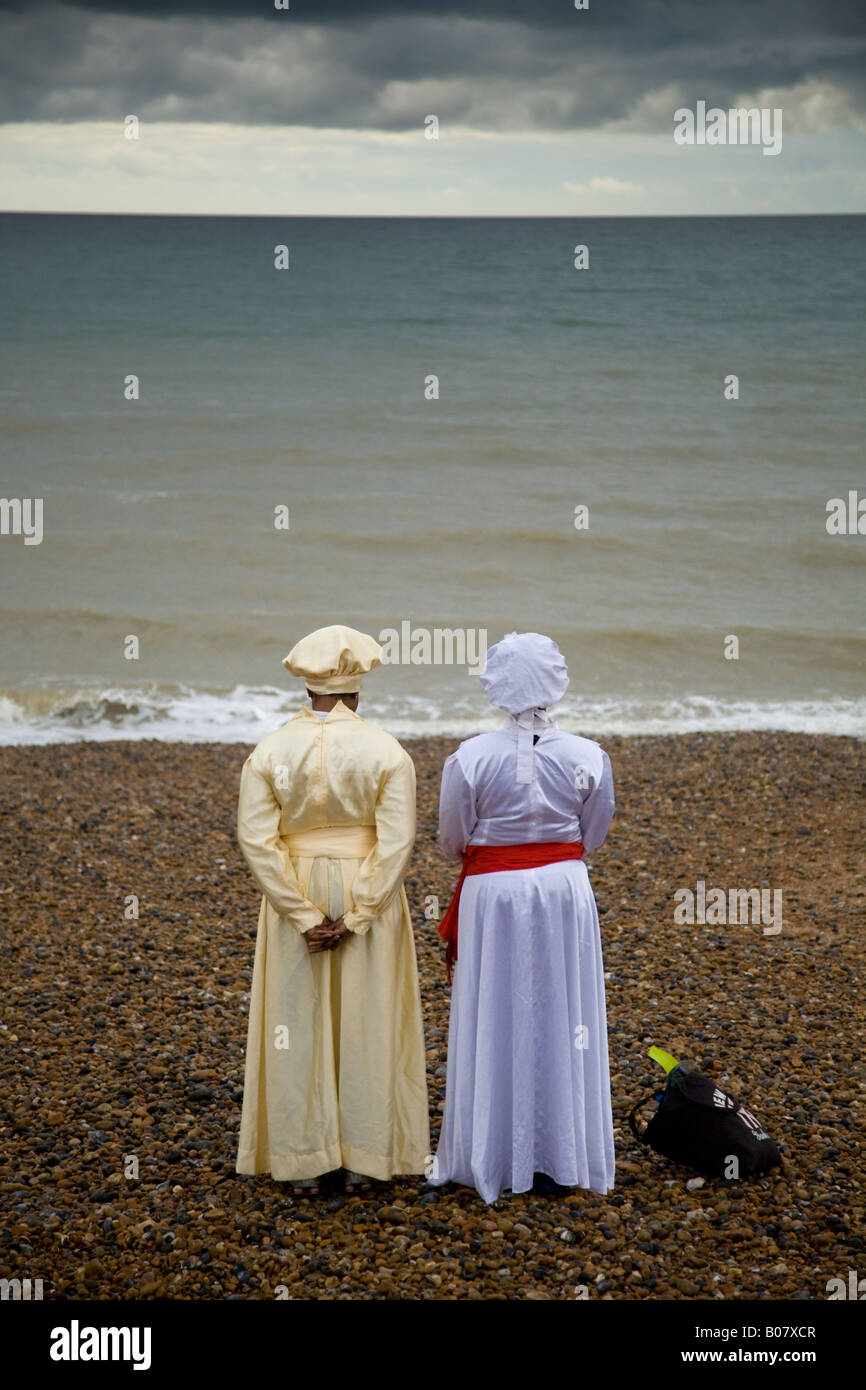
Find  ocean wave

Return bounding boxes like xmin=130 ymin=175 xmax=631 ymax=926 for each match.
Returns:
xmin=1 ymin=685 xmax=864 ymax=745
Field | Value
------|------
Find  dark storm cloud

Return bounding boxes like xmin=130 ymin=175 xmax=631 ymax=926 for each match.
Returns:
xmin=3 ymin=0 xmax=863 ymax=35
xmin=0 ymin=0 xmax=864 ymax=129
xmin=0 ymin=0 xmax=863 ymax=29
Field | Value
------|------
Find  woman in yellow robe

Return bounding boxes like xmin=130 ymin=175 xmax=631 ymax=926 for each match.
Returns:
xmin=234 ymin=626 xmax=430 ymax=1189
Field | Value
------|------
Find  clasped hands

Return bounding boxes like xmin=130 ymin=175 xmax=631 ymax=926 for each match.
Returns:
xmin=306 ymin=914 xmax=351 ymax=954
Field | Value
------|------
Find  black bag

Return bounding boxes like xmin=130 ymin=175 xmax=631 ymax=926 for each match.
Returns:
xmin=628 ymin=1063 xmax=783 ymax=1180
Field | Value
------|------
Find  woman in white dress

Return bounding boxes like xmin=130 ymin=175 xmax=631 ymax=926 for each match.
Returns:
xmin=428 ymin=632 xmax=616 ymax=1204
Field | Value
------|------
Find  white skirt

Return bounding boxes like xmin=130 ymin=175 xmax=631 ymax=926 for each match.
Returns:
xmin=429 ymin=859 xmax=615 ymax=1204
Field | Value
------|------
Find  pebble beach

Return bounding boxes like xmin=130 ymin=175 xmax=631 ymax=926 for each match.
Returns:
xmin=1 ymin=731 xmax=863 ymax=1301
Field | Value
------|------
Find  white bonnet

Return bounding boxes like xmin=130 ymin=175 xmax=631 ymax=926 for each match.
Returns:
xmin=479 ymin=631 xmax=569 ymax=714
xmin=479 ymin=632 xmax=569 ymax=784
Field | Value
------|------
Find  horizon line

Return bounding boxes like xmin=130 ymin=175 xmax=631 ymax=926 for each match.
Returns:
xmin=1 ymin=209 xmax=862 ymax=219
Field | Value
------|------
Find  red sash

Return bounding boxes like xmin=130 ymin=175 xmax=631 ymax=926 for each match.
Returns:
xmin=438 ymin=841 xmax=585 ymax=982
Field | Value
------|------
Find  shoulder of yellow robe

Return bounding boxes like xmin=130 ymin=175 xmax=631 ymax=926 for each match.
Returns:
xmin=256 ymin=703 xmax=413 ymax=767
xmin=326 ymin=705 xmax=412 ymax=752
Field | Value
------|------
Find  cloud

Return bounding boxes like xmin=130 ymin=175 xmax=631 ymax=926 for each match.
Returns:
xmin=0 ymin=0 xmax=863 ymax=133
xmin=562 ymin=176 xmax=645 ymax=195
xmin=1 ymin=0 xmax=863 ymax=215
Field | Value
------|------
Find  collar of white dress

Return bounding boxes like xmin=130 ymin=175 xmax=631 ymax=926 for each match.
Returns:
xmin=504 ymin=708 xmax=556 ymax=783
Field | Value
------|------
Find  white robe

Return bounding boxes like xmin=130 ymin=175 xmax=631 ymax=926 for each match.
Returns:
xmin=429 ymin=714 xmax=616 ymax=1203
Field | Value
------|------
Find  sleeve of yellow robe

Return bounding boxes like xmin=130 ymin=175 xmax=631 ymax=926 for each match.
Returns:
xmin=237 ymin=754 xmax=327 ymax=934
xmin=342 ymin=749 xmax=416 ymax=935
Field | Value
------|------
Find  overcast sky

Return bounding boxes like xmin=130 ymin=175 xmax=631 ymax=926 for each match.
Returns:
xmin=1 ymin=0 xmax=864 ymax=215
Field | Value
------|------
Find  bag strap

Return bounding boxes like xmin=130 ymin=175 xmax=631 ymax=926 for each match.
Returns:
xmin=628 ymin=1088 xmax=664 ymax=1144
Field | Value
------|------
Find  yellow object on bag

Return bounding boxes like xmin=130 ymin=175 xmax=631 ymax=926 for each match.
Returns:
xmin=648 ymin=1046 xmax=679 ymax=1074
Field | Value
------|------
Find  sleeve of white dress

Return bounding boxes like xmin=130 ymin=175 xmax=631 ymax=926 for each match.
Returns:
xmin=438 ymin=749 xmax=477 ymax=860
xmin=342 ymin=749 xmax=417 ymax=936
xmin=237 ymin=753 xmax=327 ymax=934
xmin=579 ymin=748 xmax=615 ymax=853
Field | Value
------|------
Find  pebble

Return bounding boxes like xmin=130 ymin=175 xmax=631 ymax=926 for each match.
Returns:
xmin=376 ymin=1207 xmax=406 ymax=1225
xmin=676 ymin=1278 xmax=701 ymax=1296
xmin=1 ymin=733 xmax=862 ymax=1301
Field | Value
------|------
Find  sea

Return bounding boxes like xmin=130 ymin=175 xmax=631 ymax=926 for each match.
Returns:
xmin=0 ymin=213 xmax=863 ymax=744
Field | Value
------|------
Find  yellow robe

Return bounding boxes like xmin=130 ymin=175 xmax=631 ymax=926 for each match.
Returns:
xmin=235 ymin=701 xmax=430 ymax=1181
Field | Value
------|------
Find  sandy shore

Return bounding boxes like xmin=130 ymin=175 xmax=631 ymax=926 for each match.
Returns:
xmin=1 ymin=731 xmax=863 ymax=1300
